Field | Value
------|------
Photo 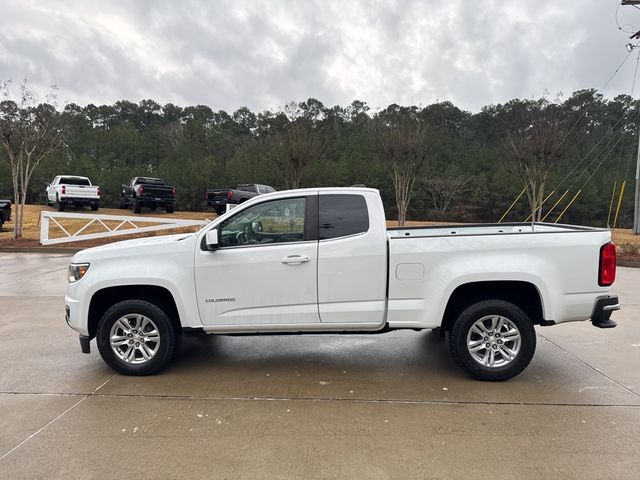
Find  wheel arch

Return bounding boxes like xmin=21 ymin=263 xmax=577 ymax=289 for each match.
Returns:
xmin=441 ymin=280 xmax=545 ymax=332
xmin=88 ymin=285 xmax=181 ymax=339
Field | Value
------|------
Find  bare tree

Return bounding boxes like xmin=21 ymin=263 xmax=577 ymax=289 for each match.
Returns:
xmin=375 ymin=107 xmax=428 ymax=226
xmin=424 ymin=175 xmax=472 ymax=219
xmin=503 ymin=99 xmax=572 ymax=221
xmin=265 ymin=104 xmax=325 ymax=189
xmin=0 ymin=79 xmax=67 ymax=238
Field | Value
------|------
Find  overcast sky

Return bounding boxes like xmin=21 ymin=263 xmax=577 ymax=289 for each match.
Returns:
xmin=1 ymin=0 xmax=639 ymax=113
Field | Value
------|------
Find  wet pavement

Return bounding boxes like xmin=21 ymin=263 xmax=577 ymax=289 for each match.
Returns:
xmin=0 ymin=253 xmax=639 ymax=479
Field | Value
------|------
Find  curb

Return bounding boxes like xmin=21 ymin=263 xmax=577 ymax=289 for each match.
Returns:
xmin=618 ymin=260 xmax=640 ymax=268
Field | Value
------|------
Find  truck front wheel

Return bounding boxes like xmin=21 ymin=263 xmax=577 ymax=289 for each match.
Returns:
xmin=96 ymin=299 xmax=178 ymax=375
xmin=448 ymin=300 xmax=536 ymax=381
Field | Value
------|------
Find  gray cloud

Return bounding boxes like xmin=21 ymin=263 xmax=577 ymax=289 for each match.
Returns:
xmin=0 ymin=0 xmax=637 ymax=112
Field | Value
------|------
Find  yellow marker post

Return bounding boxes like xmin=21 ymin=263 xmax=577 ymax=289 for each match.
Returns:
xmin=613 ymin=180 xmax=627 ymax=229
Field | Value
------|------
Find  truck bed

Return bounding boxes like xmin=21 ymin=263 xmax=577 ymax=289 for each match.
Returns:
xmin=388 ymin=222 xmax=604 ymax=239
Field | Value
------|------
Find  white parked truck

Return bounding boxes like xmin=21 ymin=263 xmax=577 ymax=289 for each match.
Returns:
xmin=46 ymin=175 xmax=101 ymax=211
xmin=65 ymin=187 xmax=620 ymax=380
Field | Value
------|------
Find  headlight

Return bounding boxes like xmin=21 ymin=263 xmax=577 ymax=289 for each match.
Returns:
xmin=68 ymin=263 xmax=90 ymax=283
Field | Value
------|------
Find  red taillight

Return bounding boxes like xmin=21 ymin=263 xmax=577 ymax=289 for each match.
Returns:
xmin=172 ymin=187 xmax=176 ymax=197
xmin=227 ymin=191 xmax=233 ymax=199
xmin=599 ymin=242 xmax=616 ymax=286
xmin=139 ymin=185 xmax=145 ymax=195
xmin=97 ymin=186 xmax=101 ymax=197
xmin=61 ymin=185 xmax=66 ymax=194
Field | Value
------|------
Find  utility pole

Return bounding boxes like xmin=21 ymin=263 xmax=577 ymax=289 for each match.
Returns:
xmin=631 ymin=133 xmax=640 ymax=236
xmin=621 ymin=2 xmax=640 ymax=233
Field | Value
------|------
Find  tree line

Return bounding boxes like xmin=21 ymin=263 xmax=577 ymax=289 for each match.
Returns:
xmin=1 ymin=86 xmax=639 ymax=233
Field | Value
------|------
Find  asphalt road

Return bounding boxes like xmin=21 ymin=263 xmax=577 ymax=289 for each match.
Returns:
xmin=0 ymin=253 xmax=639 ymax=479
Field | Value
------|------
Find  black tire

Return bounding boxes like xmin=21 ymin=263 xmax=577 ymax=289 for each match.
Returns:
xmin=448 ymin=299 xmax=536 ymax=381
xmin=132 ymin=199 xmax=141 ymax=214
xmin=214 ymin=206 xmax=225 ymax=215
xmin=0 ymin=215 xmax=4 ymax=232
xmin=165 ymin=205 xmax=174 ymax=214
xmin=96 ymin=299 xmax=178 ymax=375
xmin=91 ymin=202 xmax=99 ymax=211
xmin=57 ymin=196 xmax=65 ymax=212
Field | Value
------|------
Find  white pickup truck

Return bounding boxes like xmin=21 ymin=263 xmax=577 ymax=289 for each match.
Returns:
xmin=65 ymin=187 xmax=620 ymax=380
xmin=46 ymin=175 xmax=101 ymax=211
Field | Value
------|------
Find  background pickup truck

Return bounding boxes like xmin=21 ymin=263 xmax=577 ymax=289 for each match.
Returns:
xmin=46 ymin=176 xmax=100 ymax=212
xmin=119 ymin=177 xmax=176 ymax=213
xmin=205 ymin=184 xmax=275 ymax=214
xmin=0 ymin=199 xmax=11 ymax=231
xmin=65 ymin=187 xmax=619 ymax=380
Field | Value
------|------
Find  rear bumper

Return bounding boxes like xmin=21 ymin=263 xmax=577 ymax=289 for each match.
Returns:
xmin=591 ymin=295 xmax=620 ymax=328
xmin=138 ymin=197 xmax=175 ymax=207
xmin=60 ymin=196 xmax=100 ymax=204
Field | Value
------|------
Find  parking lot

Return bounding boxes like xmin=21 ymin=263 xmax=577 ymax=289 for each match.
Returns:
xmin=0 ymin=252 xmax=639 ymax=479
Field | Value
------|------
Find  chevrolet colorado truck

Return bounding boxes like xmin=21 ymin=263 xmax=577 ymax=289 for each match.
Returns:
xmin=65 ymin=187 xmax=620 ymax=380
xmin=206 ymin=184 xmax=275 ymax=214
xmin=46 ymin=175 xmax=101 ymax=211
xmin=119 ymin=177 xmax=176 ymax=213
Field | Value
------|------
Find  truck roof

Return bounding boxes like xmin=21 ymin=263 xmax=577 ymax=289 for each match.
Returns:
xmin=271 ymin=186 xmax=379 ymax=195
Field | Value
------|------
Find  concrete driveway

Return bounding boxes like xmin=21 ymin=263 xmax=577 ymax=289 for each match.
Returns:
xmin=0 ymin=253 xmax=639 ymax=479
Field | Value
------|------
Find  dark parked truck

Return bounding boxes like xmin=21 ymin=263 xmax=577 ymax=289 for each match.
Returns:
xmin=0 ymin=199 xmax=11 ymax=231
xmin=119 ymin=177 xmax=176 ymax=214
xmin=206 ymin=184 xmax=275 ymax=214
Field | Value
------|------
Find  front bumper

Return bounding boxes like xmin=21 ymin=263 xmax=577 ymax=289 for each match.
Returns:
xmin=591 ymin=295 xmax=620 ymax=328
xmin=65 ymin=298 xmax=92 ymax=354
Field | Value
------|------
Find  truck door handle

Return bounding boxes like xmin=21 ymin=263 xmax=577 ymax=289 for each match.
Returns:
xmin=281 ymin=255 xmax=311 ymax=265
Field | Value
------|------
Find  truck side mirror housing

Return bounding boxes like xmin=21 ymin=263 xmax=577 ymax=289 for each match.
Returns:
xmin=205 ymin=229 xmax=220 ymax=250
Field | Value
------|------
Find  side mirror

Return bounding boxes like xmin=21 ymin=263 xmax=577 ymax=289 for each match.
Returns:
xmin=251 ymin=220 xmax=263 ymax=233
xmin=205 ymin=229 xmax=220 ymax=250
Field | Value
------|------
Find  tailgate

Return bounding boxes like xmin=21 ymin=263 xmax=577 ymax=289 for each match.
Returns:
xmin=207 ymin=190 xmax=230 ymax=202
xmin=141 ymin=185 xmax=174 ymax=198
xmin=63 ymin=185 xmax=99 ymax=198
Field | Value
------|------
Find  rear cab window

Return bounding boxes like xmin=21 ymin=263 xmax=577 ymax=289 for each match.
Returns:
xmin=319 ymin=194 xmax=369 ymax=240
xmin=60 ymin=177 xmax=90 ymax=186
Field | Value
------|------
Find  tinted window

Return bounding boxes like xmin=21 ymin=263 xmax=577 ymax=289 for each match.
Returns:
xmin=238 ymin=185 xmax=257 ymax=193
xmin=135 ymin=178 xmax=165 ymax=185
xmin=60 ymin=177 xmax=90 ymax=186
xmin=220 ymin=197 xmax=306 ymax=247
xmin=319 ymin=194 xmax=369 ymax=240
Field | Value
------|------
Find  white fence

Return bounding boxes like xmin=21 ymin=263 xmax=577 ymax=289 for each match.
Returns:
xmin=40 ymin=211 xmax=208 ymax=245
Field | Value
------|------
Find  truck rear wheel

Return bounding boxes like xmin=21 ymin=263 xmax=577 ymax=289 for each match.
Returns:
xmin=96 ymin=299 xmax=178 ymax=375
xmin=165 ymin=205 xmax=174 ymax=214
xmin=132 ymin=199 xmax=141 ymax=214
xmin=448 ymin=300 xmax=536 ymax=381
xmin=56 ymin=196 xmax=65 ymax=212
